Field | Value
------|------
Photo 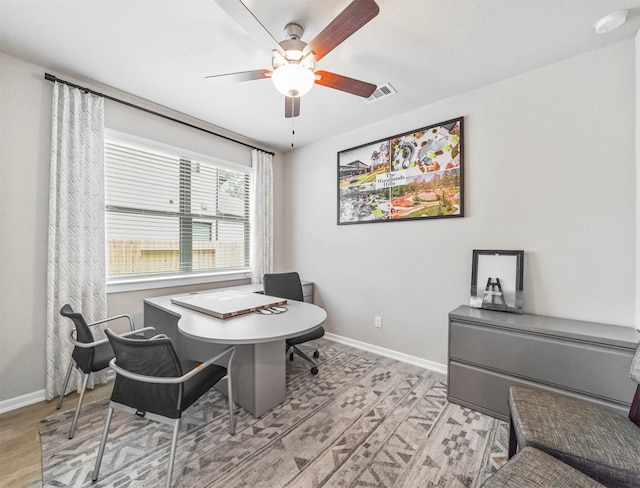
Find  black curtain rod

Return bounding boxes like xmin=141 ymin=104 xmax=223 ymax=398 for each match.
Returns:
xmin=44 ymin=73 xmax=274 ymax=156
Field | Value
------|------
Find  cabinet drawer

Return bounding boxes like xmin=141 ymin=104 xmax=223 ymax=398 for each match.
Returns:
xmin=448 ymin=361 xmax=512 ymax=420
xmin=449 ymin=320 xmax=636 ymax=404
xmin=448 ymin=361 xmax=630 ymax=421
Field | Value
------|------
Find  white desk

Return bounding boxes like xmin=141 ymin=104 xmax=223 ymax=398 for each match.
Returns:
xmin=143 ymin=285 xmax=326 ymax=417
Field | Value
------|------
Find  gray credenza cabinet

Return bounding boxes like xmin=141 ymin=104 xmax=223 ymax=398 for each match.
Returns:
xmin=447 ymin=305 xmax=640 ymax=421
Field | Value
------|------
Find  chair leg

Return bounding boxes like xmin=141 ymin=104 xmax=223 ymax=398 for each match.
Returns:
xmin=292 ymin=345 xmax=318 ymax=372
xmin=56 ymin=359 xmax=74 ymax=410
xmin=166 ymin=420 xmax=181 ymax=488
xmin=508 ymin=418 xmax=517 ymax=459
xmin=226 ymin=376 xmax=235 ymax=435
xmin=92 ymin=406 xmax=114 ymax=482
xmin=68 ymin=373 xmax=89 ymax=439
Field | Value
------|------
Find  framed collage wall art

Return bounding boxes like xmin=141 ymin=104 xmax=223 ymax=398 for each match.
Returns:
xmin=337 ymin=117 xmax=464 ymax=225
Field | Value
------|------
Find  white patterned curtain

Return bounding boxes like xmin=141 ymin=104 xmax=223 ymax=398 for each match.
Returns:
xmin=46 ymin=82 xmax=106 ymax=400
xmin=250 ymin=149 xmax=273 ymax=284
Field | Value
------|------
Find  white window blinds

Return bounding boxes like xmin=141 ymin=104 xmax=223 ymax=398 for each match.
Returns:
xmin=105 ymin=139 xmax=251 ymax=279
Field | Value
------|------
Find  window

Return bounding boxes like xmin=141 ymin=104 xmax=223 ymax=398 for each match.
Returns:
xmin=105 ymin=136 xmax=251 ymax=280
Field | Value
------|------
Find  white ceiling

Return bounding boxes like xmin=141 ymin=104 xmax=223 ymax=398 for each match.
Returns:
xmin=1 ymin=0 xmax=639 ymax=152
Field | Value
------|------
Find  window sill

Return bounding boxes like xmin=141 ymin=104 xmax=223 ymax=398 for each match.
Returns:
xmin=107 ymin=270 xmax=252 ymax=294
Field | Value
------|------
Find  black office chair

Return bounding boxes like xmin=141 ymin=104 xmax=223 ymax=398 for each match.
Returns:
xmin=92 ymin=328 xmax=236 ymax=488
xmin=56 ymin=304 xmax=154 ymax=439
xmin=263 ymin=272 xmax=324 ymax=375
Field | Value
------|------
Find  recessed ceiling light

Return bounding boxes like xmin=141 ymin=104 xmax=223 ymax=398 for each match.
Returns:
xmin=594 ymin=10 xmax=628 ymax=34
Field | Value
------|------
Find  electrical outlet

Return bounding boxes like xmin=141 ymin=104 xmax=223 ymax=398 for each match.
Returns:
xmin=374 ymin=316 xmax=382 ymax=328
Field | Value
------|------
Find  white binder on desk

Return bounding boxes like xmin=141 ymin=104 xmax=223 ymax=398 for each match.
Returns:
xmin=171 ymin=290 xmax=287 ymax=319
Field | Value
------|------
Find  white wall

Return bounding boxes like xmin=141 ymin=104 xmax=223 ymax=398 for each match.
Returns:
xmin=0 ymin=52 xmax=284 ymax=403
xmin=0 ymin=53 xmax=51 ymax=403
xmin=283 ymin=39 xmax=637 ymax=366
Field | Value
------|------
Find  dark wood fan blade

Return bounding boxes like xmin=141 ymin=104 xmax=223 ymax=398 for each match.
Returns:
xmin=215 ymin=0 xmax=284 ymax=55
xmin=305 ymin=0 xmax=379 ymax=62
xmin=314 ymin=70 xmax=376 ymax=98
xmin=204 ymin=69 xmax=271 ymax=82
xmin=285 ymin=96 xmax=300 ymax=118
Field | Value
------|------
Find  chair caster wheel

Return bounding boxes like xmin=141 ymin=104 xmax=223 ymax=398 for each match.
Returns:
xmin=313 ymin=351 xmax=319 ymax=358
xmin=311 ymin=367 xmax=318 ymax=375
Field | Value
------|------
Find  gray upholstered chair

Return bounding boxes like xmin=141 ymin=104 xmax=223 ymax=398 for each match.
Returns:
xmin=508 ymin=334 xmax=640 ymax=488
xmin=481 ymin=447 xmax=605 ymax=488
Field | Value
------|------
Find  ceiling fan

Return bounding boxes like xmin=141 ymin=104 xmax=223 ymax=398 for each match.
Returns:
xmin=208 ymin=0 xmax=380 ymax=118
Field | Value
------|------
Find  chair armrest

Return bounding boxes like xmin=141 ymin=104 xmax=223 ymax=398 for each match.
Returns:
xmin=108 ymin=346 xmax=236 ymax=384
xmin=150 ymin=334 xmax=170 ymax=340
xmin=88 ymin=314 xmax=135 ymax=331
xmin=180 ymin=346 xmax=236 ymax=382
xmin=120 ymin=327 xmax=156 ymax=338
xmin=70 ymin=326 xmax=156 ymax=348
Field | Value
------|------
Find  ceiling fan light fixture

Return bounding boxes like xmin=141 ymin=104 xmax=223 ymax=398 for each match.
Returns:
xmin=286 ymin=50 xmax=303 ymax=61
xmin=280 ymin=37 xmax=306 ymax=62
xmin=272 ymin=63 xmax=315 ymax=97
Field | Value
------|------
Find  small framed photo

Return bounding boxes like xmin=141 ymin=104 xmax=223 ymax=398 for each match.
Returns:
xmin=470 ymin=250 xmax=524 ymax=314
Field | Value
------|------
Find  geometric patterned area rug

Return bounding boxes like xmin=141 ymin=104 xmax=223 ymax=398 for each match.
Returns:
xmin=40 ymin=339 xmax=508 ymax=487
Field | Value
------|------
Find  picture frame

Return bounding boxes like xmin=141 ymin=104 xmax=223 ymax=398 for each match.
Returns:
xmin=337 ymin=117 xmax=464 ymax=225
xmin=470 ymin=249 xmax=524 ymax=314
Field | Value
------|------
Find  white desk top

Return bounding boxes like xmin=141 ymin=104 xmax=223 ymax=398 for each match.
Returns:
xmin=144 ymin=287 xmax=326 ymax=345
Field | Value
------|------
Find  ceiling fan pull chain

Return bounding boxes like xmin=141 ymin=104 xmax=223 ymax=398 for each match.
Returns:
xmin=291 ymin=99 xmax=295 ymax=147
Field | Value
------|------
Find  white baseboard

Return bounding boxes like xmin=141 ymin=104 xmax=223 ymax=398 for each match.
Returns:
xmin=324 ymin=332 xmax=448 ymax=375
xmin=0 ymin=389 xmax=46 ymax=415
xmin=0 ymin=372 xmax=116 ymax=415
xmin=1 ymin=340 xmax=445 ymax=414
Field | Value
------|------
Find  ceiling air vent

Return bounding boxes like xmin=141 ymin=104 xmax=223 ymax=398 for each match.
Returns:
xmin=367 ymin=83 xmax=397 ymax=103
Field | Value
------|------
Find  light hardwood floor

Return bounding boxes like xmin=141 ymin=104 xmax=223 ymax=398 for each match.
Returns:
xmin=0 ymin=383 xmax=113 ymax=487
